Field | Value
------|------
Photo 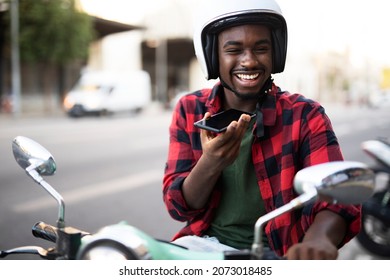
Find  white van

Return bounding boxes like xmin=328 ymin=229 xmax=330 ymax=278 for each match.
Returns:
xmin=63 ymin=70 xmax=151 ymax=117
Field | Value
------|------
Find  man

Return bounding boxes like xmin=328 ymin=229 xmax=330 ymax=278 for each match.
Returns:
xmin=163 ymin=0 xmax=361 ymax=259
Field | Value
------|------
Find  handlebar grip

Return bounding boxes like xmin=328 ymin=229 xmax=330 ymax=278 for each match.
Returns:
xmin=32 ymin=221 xmax=58 ymax=243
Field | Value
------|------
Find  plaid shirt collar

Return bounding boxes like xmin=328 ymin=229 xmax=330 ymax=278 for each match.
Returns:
xmin=205 ymin=82 xmax=278 ymax=137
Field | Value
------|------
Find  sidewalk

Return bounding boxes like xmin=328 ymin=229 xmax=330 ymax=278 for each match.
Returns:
xmin=1 ymin=102 xmax=384 ymax=125
xmin=0 ymin=102 xmax=170 ymax=122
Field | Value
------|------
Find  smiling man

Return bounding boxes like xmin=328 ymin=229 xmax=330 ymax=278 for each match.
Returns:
xmin=162 ymin=0 xmax=361 ymax=260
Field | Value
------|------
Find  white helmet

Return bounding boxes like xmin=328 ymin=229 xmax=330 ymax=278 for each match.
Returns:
xmin=193 ymin=0 xmax=287 ymax=80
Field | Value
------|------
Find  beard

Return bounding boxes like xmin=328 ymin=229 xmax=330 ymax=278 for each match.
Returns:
xmin=220 ymin=78 xmax=263 ymax=101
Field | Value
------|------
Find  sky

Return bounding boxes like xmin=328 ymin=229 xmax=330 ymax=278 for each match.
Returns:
xmin=80 ymin=0 xmax=390 ymax=68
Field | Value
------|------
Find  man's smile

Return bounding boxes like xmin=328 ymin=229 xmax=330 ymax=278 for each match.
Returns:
xmin=236 ymin=73 xmax=260 ymax=80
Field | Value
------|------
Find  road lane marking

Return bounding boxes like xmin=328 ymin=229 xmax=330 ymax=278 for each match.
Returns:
xmin=12 ymin=169 xmax=163 ymax=213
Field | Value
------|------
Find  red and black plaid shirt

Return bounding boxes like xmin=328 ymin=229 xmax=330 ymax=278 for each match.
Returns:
xmin=163 ymin=82 xmax=361 ymax=256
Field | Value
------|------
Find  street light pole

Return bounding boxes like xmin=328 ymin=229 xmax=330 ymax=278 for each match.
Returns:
xmin=155 ymin=38 xmax=168 ymax=105
xmin=10 ymin=0 xmax=21 ymax=116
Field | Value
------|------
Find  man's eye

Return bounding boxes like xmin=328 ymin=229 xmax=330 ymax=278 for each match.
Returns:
xmin=255 ymin=47 xmax=270 ymax=53
xmin=225 ymin=48 xmax=241 ymax=54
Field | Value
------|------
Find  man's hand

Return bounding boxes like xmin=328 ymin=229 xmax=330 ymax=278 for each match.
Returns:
xmin=200 ymin=112 xmax=252 ymax=171
xmin=181 ymin=112 xmax=252 ymax=210
xmin=284 ymin=239 xmax=338 ymax=260
xmin=283 ymin=210 xmax=346 ymax=260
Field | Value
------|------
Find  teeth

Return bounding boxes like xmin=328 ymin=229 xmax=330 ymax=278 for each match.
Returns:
xmin=237 ymin=73 xmax=259 ymax=80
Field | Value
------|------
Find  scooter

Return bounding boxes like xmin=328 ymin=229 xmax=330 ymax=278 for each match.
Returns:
xmin=356 ymin=138 xmax=390 ymax=257
xmin=0 ymin=136 xmax=374 ymax=260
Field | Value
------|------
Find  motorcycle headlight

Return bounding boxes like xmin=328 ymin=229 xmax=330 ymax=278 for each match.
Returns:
xmin=77 ymin=223 xmax=152 ymax=260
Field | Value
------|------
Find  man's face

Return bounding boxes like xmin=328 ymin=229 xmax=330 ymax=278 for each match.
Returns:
xmin=218 ymin=24 xmax=272 ymax=100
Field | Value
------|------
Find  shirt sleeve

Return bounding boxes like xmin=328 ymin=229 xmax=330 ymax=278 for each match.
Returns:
xmin=306 ymin=202 xmax=361 ymax=248
xmin=299 ymin=101 xmax=362 ymax=247
xmin=300 ymin=102 xmax=344 ymax=165
xmin=162 ymin=99 xmax=205 ymax=222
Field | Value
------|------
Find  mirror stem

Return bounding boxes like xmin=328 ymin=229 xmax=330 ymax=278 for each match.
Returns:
xmin=251 ymin=188 xmax=317 ymax=259
xmin=26 ymin=167 xmax=65 ymax=229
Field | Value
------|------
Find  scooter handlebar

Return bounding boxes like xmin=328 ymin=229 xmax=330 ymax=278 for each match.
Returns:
xmin=32 ymin=221 xmax=58 ymax=243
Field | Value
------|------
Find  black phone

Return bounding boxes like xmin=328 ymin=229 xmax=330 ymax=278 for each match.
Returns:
xmin=194 ymin=109 xmax=256 ymax=133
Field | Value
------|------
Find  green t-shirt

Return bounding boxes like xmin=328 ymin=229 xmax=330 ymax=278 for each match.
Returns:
xmin=206 ymin=119 xmax=267 ymax=250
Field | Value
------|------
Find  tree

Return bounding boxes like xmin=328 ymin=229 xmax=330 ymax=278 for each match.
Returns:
xmin=5 ymin=0 xmax=95 ymax=64
xmin=2 ymin=0 xmax=96 ymax=111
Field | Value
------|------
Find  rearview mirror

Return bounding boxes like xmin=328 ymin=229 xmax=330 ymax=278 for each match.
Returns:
xmin=252 ymin=160 xmax=375 ymax=258
xmin=12 ymin=135 xmax=56 ymax=176
xmin=293 ymin=161 xmax=374 ymax=204
xmin=12 ymin=136 xmax=64 ymax=228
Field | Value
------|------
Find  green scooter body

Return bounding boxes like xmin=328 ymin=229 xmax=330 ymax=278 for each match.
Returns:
xmin=78 ymin=222 xmax=224 ymax=260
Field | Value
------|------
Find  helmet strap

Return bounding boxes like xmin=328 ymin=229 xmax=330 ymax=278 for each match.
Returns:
xmin=255 ymin=76 xmax=273 ymax=138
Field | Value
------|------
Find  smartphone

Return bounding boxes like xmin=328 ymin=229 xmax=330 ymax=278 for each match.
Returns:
xmin=194 ymin=109 xmax=256 ymax=133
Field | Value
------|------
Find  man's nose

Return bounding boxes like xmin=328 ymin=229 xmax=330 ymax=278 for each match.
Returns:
xmin=240 ymin=50 xmax=259 ymax=68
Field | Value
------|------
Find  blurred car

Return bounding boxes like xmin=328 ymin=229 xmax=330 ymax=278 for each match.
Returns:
xmin=63 ymin=70 xmax=151 ymax=117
